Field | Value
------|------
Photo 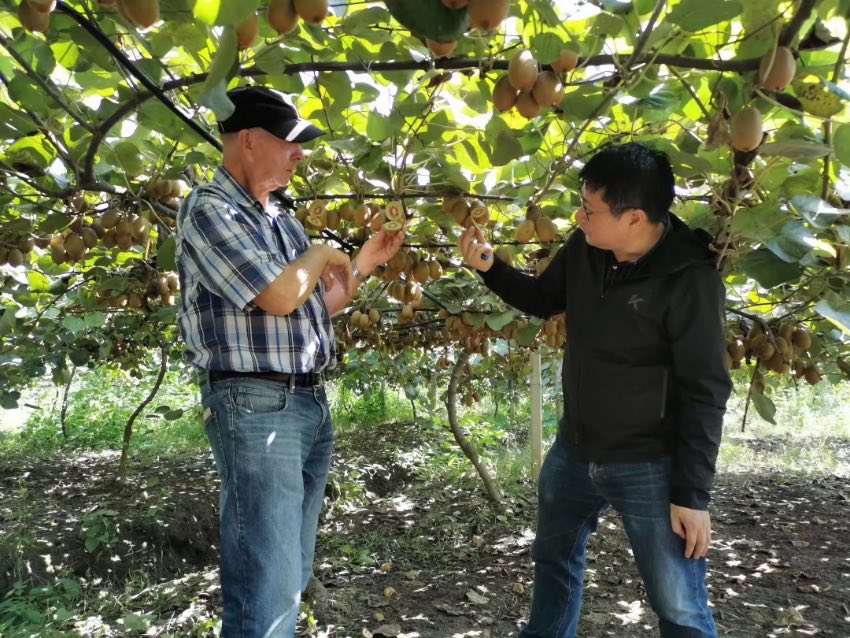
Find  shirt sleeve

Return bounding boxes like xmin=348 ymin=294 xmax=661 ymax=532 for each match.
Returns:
xmin=479 ymin=242 xmax=568 ymax=318
xmin=665 ymin=265 xmax=733 ymax=510
xmin=179 ymin=194 xmax=286 ymax=310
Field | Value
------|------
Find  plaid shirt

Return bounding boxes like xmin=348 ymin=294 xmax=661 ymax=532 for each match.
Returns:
xmin=176 ymin=168 xmax=335 ymax=373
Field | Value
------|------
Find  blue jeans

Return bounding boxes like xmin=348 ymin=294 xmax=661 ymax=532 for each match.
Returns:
xmin=520 ymin=440 xmax=717 ymax=638
xmin=201 ymin=378 xmax=333 ymax=638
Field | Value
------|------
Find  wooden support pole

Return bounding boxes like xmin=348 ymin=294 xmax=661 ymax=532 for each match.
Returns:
xmin=530 ymin=351 xmax=543 ymax=482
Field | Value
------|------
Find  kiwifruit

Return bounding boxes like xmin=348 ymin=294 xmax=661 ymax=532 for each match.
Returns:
xmin=17 ymin=0 xmax=51 ymax=32
xmin=535 ymin=216 xmax=556 ymax=243
xmin=119 ymin=0 xmax=159 ymax=28
xmin=17 ymin=237 xmax=34 ymax=253
xmin=525 ymin=204 xmax=542 ymax=221
xmin=427 ymin=39 xmax=457 ymax=58
xmin=758 ymin=46 xmax=795 ymax=92
xmin=804 ymin=364 xmax=821 ymax=385
xmin=384 ymin=200 xmax=405 ymax=222
xmin=28 ymin=0 xmax=56 ymax=11
xmin=730 ymin=106 xmax=763 ymax=152
xmin=515 ymin=92 xmax=541 ymax=119
xmin=428 ymin=260 xmax=443 ymax=279
xmin=791 ymin=328 xmax=812 ymax=350
xmin=494 ymin=246 xmax=512 ymax=265
xmin=531 ymin=71 xmax=564 ymax=108
xmin=293 ymin=0 xmax=328 ymax=25
xmin=64 ymin=233 xmax=86 ymax=261
xmin=508 ymin=49 xmax=539 ymax=92
xmin=468 ymin=0 xmax=510 ymax=32
xmin=268 ymin=0 xmax=299 ymax=34
xmin=235 ymin=13 xmax=259 ymax=50
xmin=515 ymin=219 xmax=535 ymax=243
xmin=6 ymin=248 xmax=24 ymax=267
xmin=551 ymin=49 xmax=579 ymax=75
xmin=368 ymin=308 xmax=381 ymax=323
xmin=382 ymin=220 xmax=404 ymax=234
xmin=492 ymin=75 xmax=519 ymax=112
xmin=469 ymin=199 xmax=489 ymax=224
xmin=325 ymin=209 xmax=340 ymax=230
xmin=440 ymin=0 xmax=468 ymax=7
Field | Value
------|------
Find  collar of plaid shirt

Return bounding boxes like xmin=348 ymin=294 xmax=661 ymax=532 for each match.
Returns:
xmin=175 ymin=168 xmax=336 ymax=374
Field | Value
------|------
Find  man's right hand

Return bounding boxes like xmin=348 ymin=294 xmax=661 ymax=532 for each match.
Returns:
xmin=458 ymin=226 xmax=494 ymax=272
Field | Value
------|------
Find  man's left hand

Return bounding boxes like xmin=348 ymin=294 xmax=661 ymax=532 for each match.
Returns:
xmin=357 ymin=228 xmax=405 ymax=276
xmin=670 ymin=504 xmax=711 ymax=559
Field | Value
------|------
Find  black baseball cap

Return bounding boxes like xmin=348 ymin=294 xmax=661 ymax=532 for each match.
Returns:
xmin=217 ymin=85 xmax=325 ymax=144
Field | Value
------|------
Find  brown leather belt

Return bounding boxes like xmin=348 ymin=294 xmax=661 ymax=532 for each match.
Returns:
xmin=207 ymin=370 xmax=323 ymax=387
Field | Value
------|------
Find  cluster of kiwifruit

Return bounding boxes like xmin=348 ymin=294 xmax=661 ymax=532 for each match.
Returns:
xmin=348 ymin=307 xmax=381 ymax=331
xmin=267 ymin=0 xmax=330 ymax=37
xmin=381 ymin=248 xmax=442 ymax=287
xmin=94 ymin=272 xmax=179 ymax=309
xmin=492 ymin=48 xmax=577 ymax=119
xmin=145 ymin=178 xmax=183 ymax=209
xmin=295 ymin=200 xmax=406 ymax=235
xmin=515 ymin=204 xmax=557 ymax=244
xmin=15 ymin=0 xmax=56 ymax=33
xmin=442 ymin=195 xmax=491 ymax=228
xmin=425 ymin=0 xmax=511 ymax=57
xmin=728 ymin=322 xmax=821 ymax=384
xmin=0 ymin=236 xmax=36 ymax=268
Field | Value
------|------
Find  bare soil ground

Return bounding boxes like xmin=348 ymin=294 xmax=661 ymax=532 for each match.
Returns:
xmin=0 ymin=422 xmax=848 ymax=637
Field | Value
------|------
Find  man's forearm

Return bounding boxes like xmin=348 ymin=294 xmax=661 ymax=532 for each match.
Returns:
xmin=253 ymin=245 xmax=330 ymax=315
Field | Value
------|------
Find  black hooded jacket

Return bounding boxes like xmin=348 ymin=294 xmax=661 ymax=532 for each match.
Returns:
xmin=480 ymin=214 xmax=732 ymax=509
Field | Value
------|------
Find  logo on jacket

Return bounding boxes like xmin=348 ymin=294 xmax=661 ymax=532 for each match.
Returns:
xmin=627 ymin=294 xmax=645 ymax=310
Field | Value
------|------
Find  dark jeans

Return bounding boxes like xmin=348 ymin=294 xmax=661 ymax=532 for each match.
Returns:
xmin=201 ymin=377 xmax=333 ymax=638
xmin=520 ymin=440 xmax=717 ymax=638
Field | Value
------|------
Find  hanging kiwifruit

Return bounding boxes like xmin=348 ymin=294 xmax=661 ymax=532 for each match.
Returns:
xmin=293 ymin=0 xmax=328 ymax=25
xmin=551 ymin=49 xmax=579 ymax=75
xmin=531 ymin=71 xmax=564 ymax=108
xmin=730 ymin=106 xmax=763 ymax=152
xmin=492 ymin=75 xmax=520 ymax=112
xmin=758 ymin=46 xmax=795 ymax=92
xmin=268 ymin=0 xmax=300 ymax=34
xmin=467 ymin=0 xmax=509 ymax=32
xmin=235 ymin=13 xmax=259 ymax=50
xmin=508 ymin=49 xmax=539 ymax=92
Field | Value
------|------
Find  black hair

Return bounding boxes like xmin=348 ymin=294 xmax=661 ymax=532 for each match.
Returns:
xmin=578 ymin=142 xmax=674 ymax=224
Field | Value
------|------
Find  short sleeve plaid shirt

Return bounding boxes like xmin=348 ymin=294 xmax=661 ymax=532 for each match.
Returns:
xmin=176 ymin=167 xmax=335 ymax=373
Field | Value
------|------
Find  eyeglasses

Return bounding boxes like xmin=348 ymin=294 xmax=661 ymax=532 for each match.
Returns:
xmin=580 ymin=202 xmax=636 ymax=220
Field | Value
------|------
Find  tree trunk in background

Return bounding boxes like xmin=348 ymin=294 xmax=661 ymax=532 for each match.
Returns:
xmin=60 ymin=367 xmax=75 ymax=438
xmin=119 ymin=345 xmax=168 ymax=477
xmin=446 ymin=351 xmax=502 ymax=503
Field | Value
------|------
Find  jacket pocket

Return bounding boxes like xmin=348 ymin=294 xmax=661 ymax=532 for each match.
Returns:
xmin=578 ymin=360 xmax=668 ymax=430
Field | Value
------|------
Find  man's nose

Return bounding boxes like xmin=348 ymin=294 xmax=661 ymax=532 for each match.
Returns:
xmin=291 ymin=145 xmax=304 ymax=162
xmin=575 ymin=208 xmax=587 ymax=224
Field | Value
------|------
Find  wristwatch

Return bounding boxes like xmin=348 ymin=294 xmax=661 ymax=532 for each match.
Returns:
xmin=352 ymin=259 xmax=368 ymax=283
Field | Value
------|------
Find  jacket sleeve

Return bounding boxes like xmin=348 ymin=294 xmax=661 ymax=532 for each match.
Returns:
xmin=664 ymin=265 xmax=732 ymax=510
xmin=478 ymin=242 xmax=568 ymax=318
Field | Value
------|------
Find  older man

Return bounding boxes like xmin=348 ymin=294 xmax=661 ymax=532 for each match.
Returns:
xmin=176 ymin=85 xmax=403 ymax=637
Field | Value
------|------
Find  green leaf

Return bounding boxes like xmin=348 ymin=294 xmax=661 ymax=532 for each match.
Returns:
xmin=750 ymin=389 xmax=777 ymax=424
xmin=366 ymin=111 xmax=392 ymax=142
xmin=0 ymin=307 xmax=17 ymax=337
xmin=667 ymin=0 xmax=741 ymax=32
xmin=731 ymin=203 xmax=784 ymax=241
xmin=193 ymin=0 xmax=258 ymax=26
xmin=489 ymin=130 xmax=524 ymax=166
xmin=814 ymin=292 xmax=850 ymax=334
xmin=833 ymin=123 xmax=850 ymax=167
xmin=384 ymin=0 xmax=469 ymax=41
xmin=789 ymin=195 xmax=850 ymax=229
xmin=765 ymin=221 xmax=816 ymax=262
xmin=163 ymin=409 xmax=185 ymax=421
xmin=516 ymin=323 xmax=541 ymax=347
xmin=62 ymin=317 xmax=87 ymax=334
xmin=485 ymin=310 xmax=516 ymax=332
xmin=157 ymin=236 xmax=177 ymax=272
xmin=69 ymin=349 xmax=91 ymax=366
xmin=198 ymin=27 xmax=238 ymax=121
xmin=759 ymin=140 xmax=832 ymax=160
xmin=26 ymin=271 xmax=51 ymax=293
xmin=739 ymin=249 xmax=804 ymax=288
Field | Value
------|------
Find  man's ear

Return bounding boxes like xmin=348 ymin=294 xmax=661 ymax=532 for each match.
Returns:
xmin=628 ymin=208 xmax=648 ymax=226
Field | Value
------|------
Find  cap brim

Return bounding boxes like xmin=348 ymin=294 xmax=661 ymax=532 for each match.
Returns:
xmin=271 ymin=119 xmax=325 ymax=144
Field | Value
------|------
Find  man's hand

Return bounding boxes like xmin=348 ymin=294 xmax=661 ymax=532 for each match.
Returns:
xmin=357 ymin=228 xmax=405 ymax=276
xmin=670 ymin=504 xmax=711 ymax=559
xmin=458 ymin=226 xmax=494 ymax=272
xmin=319 ymin=246 xmax=354 ymax=296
